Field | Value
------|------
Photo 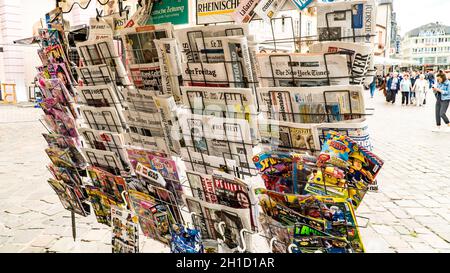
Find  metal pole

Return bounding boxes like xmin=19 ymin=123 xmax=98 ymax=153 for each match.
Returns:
xmin=71 ymin=211 xmax=77 ymax=241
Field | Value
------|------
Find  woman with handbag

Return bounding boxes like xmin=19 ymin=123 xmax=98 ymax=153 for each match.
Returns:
xmin=413 ymin=73 xmax=428 ymax=107
xmin=432 ymin=72 xmax=450 ymax=132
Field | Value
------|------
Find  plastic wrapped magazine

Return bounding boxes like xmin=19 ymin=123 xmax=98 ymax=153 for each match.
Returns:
xmin=316 ymin=118 xmax=372 ymax=151
xmin=170 ymin=224 xmax=204 ymax=253
xmin=309 ymin=41 xmax=374 ymax=85
xmin=256 ymin=53 xmax=350 ymax=87
xmin=315 ymin=0 xmax=377 ymax=44
xmin=111 ymin=206 xmax=140 ymax=253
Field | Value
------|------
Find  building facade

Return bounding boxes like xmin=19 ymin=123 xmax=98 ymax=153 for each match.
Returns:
xmin=401 ymin=22 xmax=450 ymax=69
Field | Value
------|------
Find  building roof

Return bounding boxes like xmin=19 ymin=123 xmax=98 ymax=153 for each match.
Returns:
xmin=405 ymin=22 xmax=450 ymax=38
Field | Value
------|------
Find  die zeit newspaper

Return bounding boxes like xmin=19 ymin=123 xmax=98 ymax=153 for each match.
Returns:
xmin=315 ymin=0 xmax=377 ymax=44
xmin=174 ymin=24 xmax=249 ymax=63
xmin=309 ymin=41 xmax=374 ymax=85
xmin=256 ymin=53 xmax=350 ymax=88
xmin=256 ymin=85 xmax=366 ymax=123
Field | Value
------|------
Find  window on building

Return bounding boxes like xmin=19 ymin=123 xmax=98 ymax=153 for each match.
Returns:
xmin=437 ymin=57 xmax=448 ymax=64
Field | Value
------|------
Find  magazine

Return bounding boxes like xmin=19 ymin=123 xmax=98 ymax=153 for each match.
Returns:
xmin=315 ymin=0 xmax=377 ymax=44
xmin=43 ymin=133 xmax=85 ymax=167
xmin=86 ymin=185 xmax=117 ymax=226
xmin=309 ymin=41 xmax=374 ymax=85
xmin=126 ymin=147 xmax=167 ymax=169
xmin=174 ymin=24 xmax=249 ymax=62
xmin=47 ymin=164 xmax=83 ymax=187
xmin=48 ymin=178 xmax=90 ymax=217
xmin=111 ymin=206 xmax=140 ymax=253
xmin=184 ymin=195 xmax=253 ymax=252
xmin=78 ymin=127 xmax=128 ymax=166
xmin=135 ymin=162 xmax=167 ymax=188
xmin=80 ymin=105 xmax=124 ymax=133
xmin=256 ymin=53 xmax=350 ymax=87
xmin=87 ymin=166 xmax=128 ymax=204
xmin=257 ymin=85 xmax=366 ymax=123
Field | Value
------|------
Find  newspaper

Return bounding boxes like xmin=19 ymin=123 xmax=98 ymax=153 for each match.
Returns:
xmin=120 ymin=23 xmax=173 ymax=65
xmin=181 ymin=147 xmax=237 ymax=175
xmin=180 ymin=86 xmax=258 ymax=129
xmin=125 ymin=0 xmax=154 ymax=28
xmin=253 ymin=0 xmax=287 ymax=22
xmin=78 ymin=127 xmax=128 ymax=166
xmin=196 ymin=0 xmax=240 ymax=25
xmin=76 ymin=38 xmax=130 ymax=86
xmin=123 ymin=87 xmax=159 ymax=113
xmin=232 ymin=0 xmax=261 ymax=23
xmin=111 ymin=206 xmax=139 ymax=253
xmin=182 ymin=62 xmax=231 ymax=87
xmin=256 ymin=53 xmax=350 ymax=87
xmin=195 ymin=35 xmax=255 ymax=88
xmin=124 ymin=109 xmax=164 ymax=137
xmin=309 ymin=41 xmax=374 ymax=85
xmin=76 ymin=64 xmax=117 ymax=86
xmin=184 ymin=195 xmax=253 ymax=252
xmin=259 ymin=119 xmax=321 ymax=153
xmin=129 ymin=63 xmax=163 ymax=92
xmin=153 ymin=95 xmax=182 ymax=155
xmin=81 ymin=147 xmax=125 ymax=174
xmin=124 ymin=131 xmax=171 ymax=155
xmin=315 ymin=0 xmax=377 ymax=44
xmin=77 ymin=84 xmax=122 ymax=107
xmin=154 ymin=38 xmax=183 ymax=102
xmin=173 ymin=24 xmax=249 ymax=62
xmin=315 ymin=118 xmax=372 ymax=151
xmin=177 ymin=112 xmax=257 ymax=144
xmin=80 ymin=105 xmax=124 ymax=133
xmin=257 ymin=85 xmax=366 ymax=123
xmin=186 ymin=171 xmax=218 ymax=204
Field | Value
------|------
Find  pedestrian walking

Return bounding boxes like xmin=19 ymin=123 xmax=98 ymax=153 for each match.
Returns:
xmin=410 ymin=71 xmax=419 ymax=104
xmin=432 ymin=72 xmax=450 ymax=132
xmin=369 ymin=76 xmax=376 ymax=98
xmin=387 ymin=72 xmax=399 ymax=104
xmin=400 ymin=73 xmax=412 ymax=106
xmin=413 ymin=73 xmax=428 ymax=107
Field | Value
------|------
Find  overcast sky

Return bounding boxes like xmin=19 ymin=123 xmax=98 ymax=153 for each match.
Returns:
xmin=394 ymin=0 xmax=450 ymax=36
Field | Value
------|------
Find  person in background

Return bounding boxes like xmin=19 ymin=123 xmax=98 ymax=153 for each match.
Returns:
xmin=410 ymin=71 xmax=418 ymax=104
xmin=432 ymin=72 xmax=450 ymax=132
xmin=369 ymin=76 xmax=376 ymax=98
xmin=413 ymin=73 xmax=428 ymax=107
xmin=400 ymin=73 xmax=412 ymax=106
xmin=387 ymin=72 xmax=399 ymax=104
xmin=427 ymin=71 xmax=436 ymax=89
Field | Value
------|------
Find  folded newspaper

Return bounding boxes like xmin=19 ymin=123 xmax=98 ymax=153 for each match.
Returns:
xmin=79 ymin=105 xmax=125 ymax=133
xmin=81 ymin=147 xmax=125 ymax=174
xmin=256 ymin=53 xmax=350 ymax=87
xmin=76 ymin=64 xmax=118 ymax=86
xmin=174 ymin=24 xmax=249 ymax=63
xmin=77 ymin=84 xmax=122 ymax=107
xmin=257 ymin=85 xmax=366 ymax=123
xmin=309 ymin=41 xmax=374 ymax=85
xmin=315 ymin=0 xmax=377 ymax=44
xmin=181 ymin=147 xmax=238 ymax=175
xmin=154 ymin=38 xmax=183 ymax=102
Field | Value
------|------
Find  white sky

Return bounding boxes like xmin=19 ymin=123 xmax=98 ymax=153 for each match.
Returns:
xmin=394 ymin=0 xmax=450 ymax=36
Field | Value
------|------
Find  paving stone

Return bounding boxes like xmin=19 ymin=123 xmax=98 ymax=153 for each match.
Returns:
xmin=405 ymin=208 xmax=434 ymax=217
xmin=31 ymin=235 xmax=57 ymax=248
xmin=417 ymin=234 xmax=450 ymax=249
xmin=371 ymin=225 xmax=399 ymax=236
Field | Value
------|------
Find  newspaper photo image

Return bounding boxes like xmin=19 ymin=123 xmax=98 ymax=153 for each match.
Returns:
xmin=315 ymin=0 xmax=377 ymax=44
xmin=174 ymin=24 xmax=249 ymax=62
xmin=309 ymin=41 xmax=374 ymax=85
xmin=256 ymin=53 xmax=350 ymax=87
xmin=257 ymin=85 xmax=366 ymax=123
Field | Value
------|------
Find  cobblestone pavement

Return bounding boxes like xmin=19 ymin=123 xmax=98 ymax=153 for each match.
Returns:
xmin=0 ymin=90 xmax=449 ymax=253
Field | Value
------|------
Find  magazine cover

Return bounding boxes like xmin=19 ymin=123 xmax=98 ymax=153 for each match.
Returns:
xmin=47 ymin=164 xmax=83 ymax=186
xmin=48 ymin=179 xmax=90 ymax=217
xmin=111 ymin=206 xmax=139 ymax=253
xmin=87 ymin=166 xmax=128 ymax=204
xmin=43 ymin=133 xmax=85 ymax=167
xmin=128 ymin=189 xmax=174 ymax=244
xmin=256 ymin=53 xmax=350 ymax=87
xmin=309 ymin=41 xmax=374 ymax=85
xmin=184 ymin=195 xmax=253 ymax=252
xmin=316 ymin=118 xmax=372 ymax=151
xmin=86 ymin=185 xmax=117 ymax=226
xmin=170 ymin=224 xmax=204 ymax=253
xmin=315 ymin=0 xmax=377 ymax=44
